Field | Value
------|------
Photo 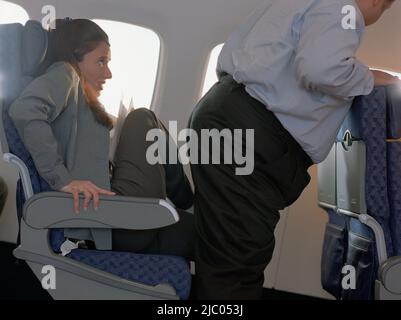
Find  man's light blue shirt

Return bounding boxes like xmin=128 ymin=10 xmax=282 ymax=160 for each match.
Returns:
xmin=217 ymin=0 xmax=374 ymax=163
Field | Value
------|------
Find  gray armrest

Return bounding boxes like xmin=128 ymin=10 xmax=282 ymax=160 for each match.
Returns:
xmin=23 ymin=192 xmax=179 ymax=230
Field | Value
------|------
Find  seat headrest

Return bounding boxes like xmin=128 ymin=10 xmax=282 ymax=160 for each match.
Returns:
xmin=0 ymin=20 xmax=48 ymax=106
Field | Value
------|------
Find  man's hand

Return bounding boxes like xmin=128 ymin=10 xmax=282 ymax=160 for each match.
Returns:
xmin=60 ymin=180 xmax=116 ymax=213
xmin=371 ymin=70 xmax=401 ymax=87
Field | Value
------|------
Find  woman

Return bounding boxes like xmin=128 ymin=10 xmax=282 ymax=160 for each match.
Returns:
xmin=9 ymin=18 xmax=194 ymax=260
xmin=0 ymin=176 xmax=7 ymax=216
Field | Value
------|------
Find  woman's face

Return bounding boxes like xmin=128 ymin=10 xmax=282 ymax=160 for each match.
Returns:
xmin=77 ymin=41 xmax=112 ymax=95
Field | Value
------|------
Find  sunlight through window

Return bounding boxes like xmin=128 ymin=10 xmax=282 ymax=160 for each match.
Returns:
xmin=0 ymin=1 xmax=29 ymax=24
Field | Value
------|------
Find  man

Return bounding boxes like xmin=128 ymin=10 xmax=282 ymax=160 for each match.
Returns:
xmin=189 ymin=0 xmax=399 ymax=299
xmin=0 ymin=176 xmax=7 ymax=216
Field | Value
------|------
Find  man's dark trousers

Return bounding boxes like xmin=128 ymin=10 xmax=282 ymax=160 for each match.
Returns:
xmin=189 ymin=74 xmax=313 ymax=299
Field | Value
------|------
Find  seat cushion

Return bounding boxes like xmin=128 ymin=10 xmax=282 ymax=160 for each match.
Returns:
xmin=387 ymin=142 xmax=401 ymax=256
xmin=68 ymin=249 xmax=192 ymax=299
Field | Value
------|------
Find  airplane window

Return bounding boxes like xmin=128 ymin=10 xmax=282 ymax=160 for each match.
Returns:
xmin=0 ymin=0 xmax=29 ymax=24
xmin=201 ymin=43 xmax=224 ymax=97
xmin=198 ymin=44 xmax=401 ymax=99
xmin=93 ymin=19 xmax=160 ymax=116
xmin=382 ymin=70 xmax=401 ymax=79
xmin=371 ymin=68 xmax=401 ymax=79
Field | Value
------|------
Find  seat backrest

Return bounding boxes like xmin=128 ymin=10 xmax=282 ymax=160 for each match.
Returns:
xmin=0 ymin=20 xmax=65 ymax=250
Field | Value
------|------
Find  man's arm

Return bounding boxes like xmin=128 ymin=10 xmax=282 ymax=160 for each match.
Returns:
xmin=294 ymin=3 xmax=374 ymax=100
xmin=0 ymin=176 xmax=7 ymax=215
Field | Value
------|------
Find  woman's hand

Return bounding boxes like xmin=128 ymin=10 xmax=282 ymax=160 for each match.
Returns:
xmin=371 ymin=70 xmax=401 ymax=87
xmin=60 ymin=180 xmax=116 ymax=213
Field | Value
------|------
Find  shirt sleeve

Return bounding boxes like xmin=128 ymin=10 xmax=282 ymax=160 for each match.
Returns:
xmin=9 ymin=62 xmax=79 ymax=190
xmin=294 ymin=3 xmax=374 ymax=100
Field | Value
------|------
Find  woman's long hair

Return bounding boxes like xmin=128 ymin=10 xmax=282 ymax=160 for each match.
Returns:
xmin=38 ymin=18 xmax=114 ymax=129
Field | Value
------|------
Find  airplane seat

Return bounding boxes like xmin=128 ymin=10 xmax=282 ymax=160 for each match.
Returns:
xmin=0 ymin=20 xmax=192 ymax=300
xmin=318 ymin=84 xmax=401 ymax=300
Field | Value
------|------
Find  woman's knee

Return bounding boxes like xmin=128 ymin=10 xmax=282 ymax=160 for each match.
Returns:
xmin=112 ymin=228 xmax=159 ymax=253
xmin=118 ymin=108 xmax=162 ymax=140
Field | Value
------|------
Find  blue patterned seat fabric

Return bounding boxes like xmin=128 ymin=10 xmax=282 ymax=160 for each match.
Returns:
xmin=387 ymin=142 xmax=401 ymax=256
xmin=358 ymin=87 xmax=395 ymax=257
xmin=3 ymin=108 xmax=191 ymax=299
xmin=321 ymin=85 xmax=401 ymax=300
